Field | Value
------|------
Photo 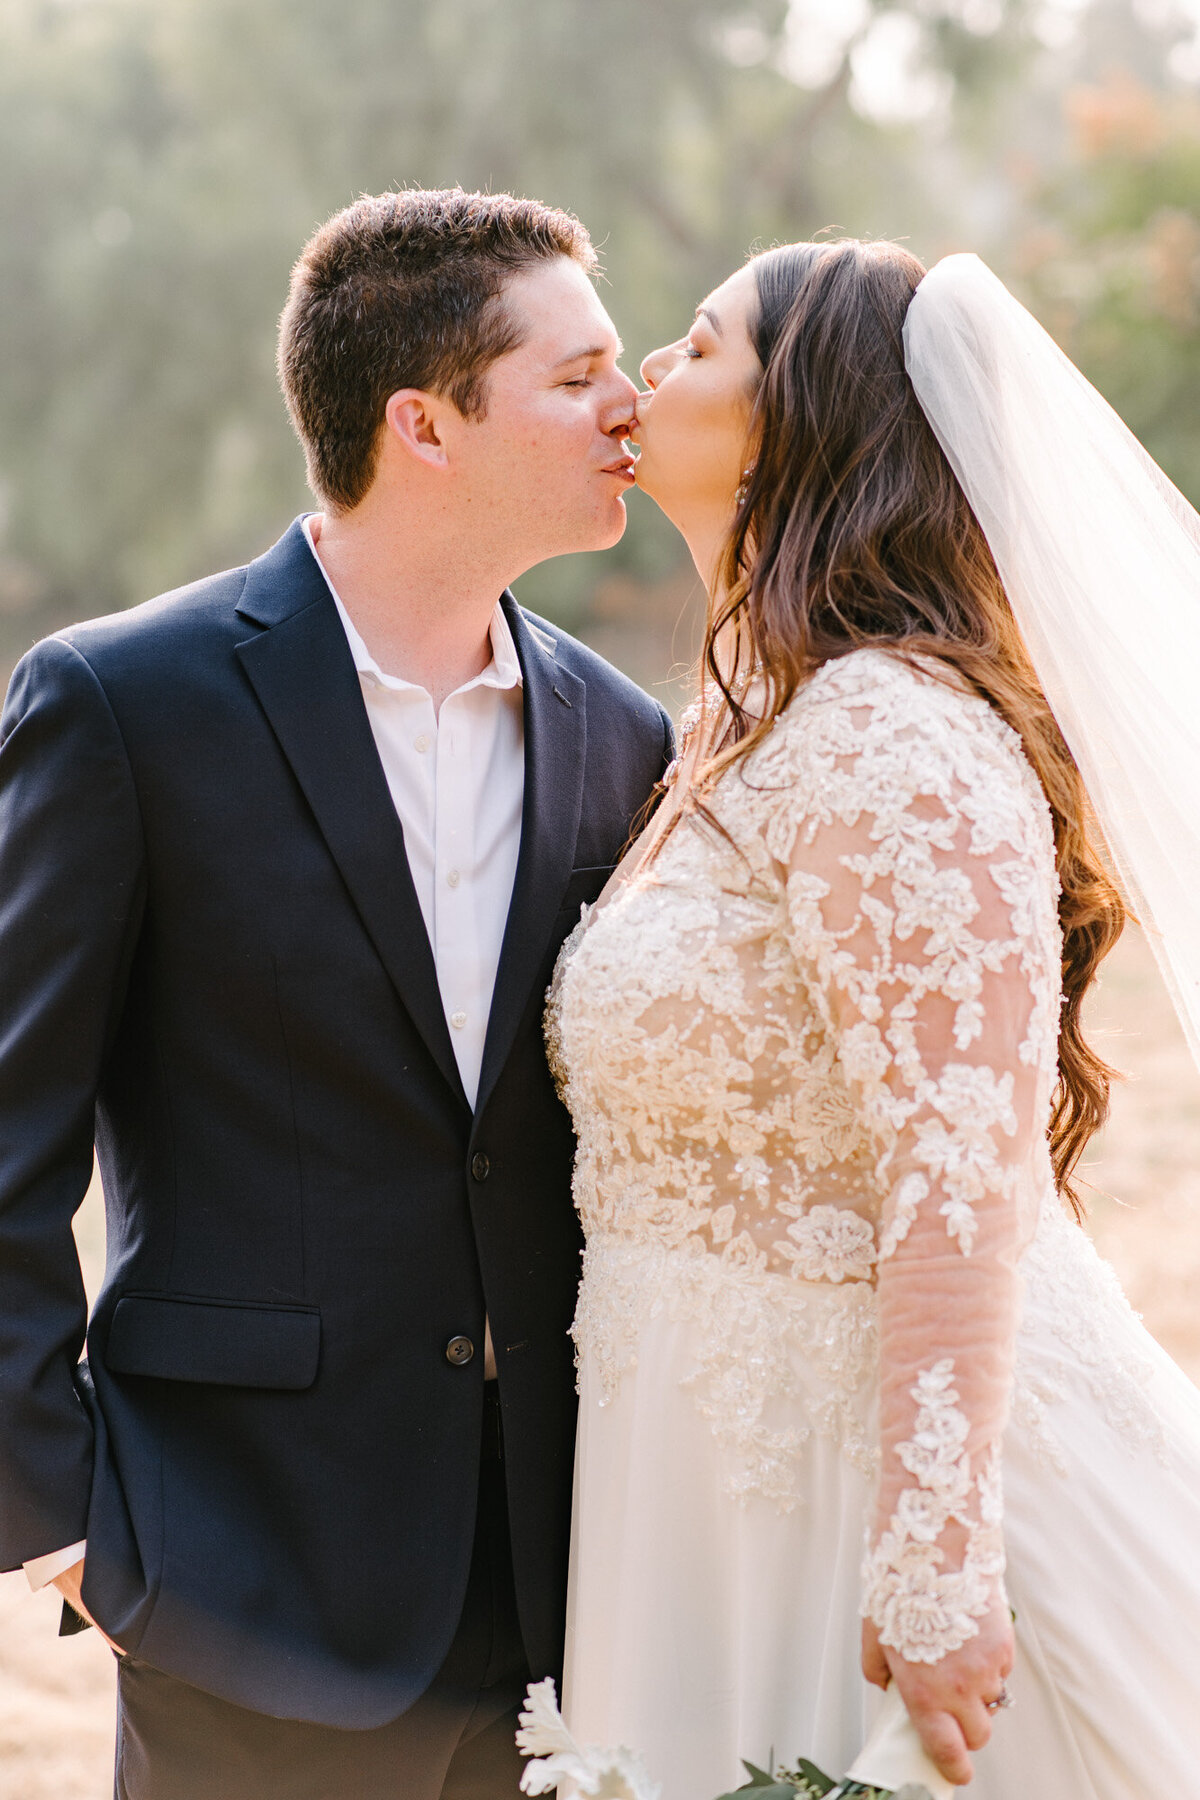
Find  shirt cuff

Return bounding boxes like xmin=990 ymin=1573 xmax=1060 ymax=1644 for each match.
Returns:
xmin=23 ymin=1540 xmax=87 ymax=1592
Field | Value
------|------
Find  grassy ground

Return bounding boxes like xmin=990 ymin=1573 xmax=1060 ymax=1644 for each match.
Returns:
xmin=1 ymin=925 xmax=1198 ymax=1797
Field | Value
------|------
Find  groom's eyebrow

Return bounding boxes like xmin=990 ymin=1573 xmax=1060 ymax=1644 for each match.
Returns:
xmin=552 ymin=337 xmax=625 ymax=368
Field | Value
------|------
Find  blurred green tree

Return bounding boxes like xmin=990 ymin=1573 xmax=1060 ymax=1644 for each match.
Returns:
xmin=1019 ymin=71 xmax=1200 ymax=500
xmin=0 ymin=0 xmax=1196 ymax=669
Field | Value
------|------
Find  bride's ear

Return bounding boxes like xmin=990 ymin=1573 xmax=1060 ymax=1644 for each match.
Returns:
xmin=383 ymin=389 xmax=450 ymax=471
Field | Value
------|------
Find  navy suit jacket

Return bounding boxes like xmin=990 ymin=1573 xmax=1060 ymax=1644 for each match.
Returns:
xmin=0 ymin=519 xmax=672 ymax=1726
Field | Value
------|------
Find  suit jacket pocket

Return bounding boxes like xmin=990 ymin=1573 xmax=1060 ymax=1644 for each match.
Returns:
xmin=105 ymin=1295 xmax=321 ymax=1390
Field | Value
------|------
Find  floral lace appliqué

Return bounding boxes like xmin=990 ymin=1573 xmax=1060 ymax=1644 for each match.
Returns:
xmin=774 ymin=1204 xmax=877 ymax=1282
xmin=548 ymin=650 xmax=1064 ymax=1656
xmin=573 ymin=1234 xmax=879 ymax=1505
xmin=860 ymin=1359 xmax=1006 ymax=1662
xmin=1011 ymin=1199 xmax=1167 ymax=1469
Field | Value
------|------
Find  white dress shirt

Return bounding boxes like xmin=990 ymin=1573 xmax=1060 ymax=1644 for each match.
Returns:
xmin=301 ymin=517 xmax=526 ymax=1109
xmin=23 ymin=522 xmax=525 ymax=1591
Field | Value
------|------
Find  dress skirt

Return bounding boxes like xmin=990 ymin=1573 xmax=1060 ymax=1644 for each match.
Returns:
xmin=562 ymin=1201 xmax=1200 ymax=1799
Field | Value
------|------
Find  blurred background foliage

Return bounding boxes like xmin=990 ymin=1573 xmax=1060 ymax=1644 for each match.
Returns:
xmin=7 ymin=15 xmax=1200 ymax=1781
xmin=1 ymin=0 xmax=1199 ymax=684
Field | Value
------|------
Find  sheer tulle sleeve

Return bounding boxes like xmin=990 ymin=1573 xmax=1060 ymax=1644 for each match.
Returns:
xmin=765 ymin=655 xmax=1061 ymax=1663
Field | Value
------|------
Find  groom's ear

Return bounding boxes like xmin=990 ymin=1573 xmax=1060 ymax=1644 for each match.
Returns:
xmin=383 ymin=389 xmax=452 ymax=471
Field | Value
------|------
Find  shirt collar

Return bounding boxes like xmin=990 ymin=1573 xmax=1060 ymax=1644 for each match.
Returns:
xmin=301 ymin=514 xmax=522 ymax=697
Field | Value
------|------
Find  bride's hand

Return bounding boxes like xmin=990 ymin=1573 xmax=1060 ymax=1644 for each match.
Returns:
xmin=861 ymin=1598 xmax=1014 ymax=1787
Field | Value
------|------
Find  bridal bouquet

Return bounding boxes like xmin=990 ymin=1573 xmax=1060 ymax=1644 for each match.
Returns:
xmin=714 ymin=1766 xmax=932 ymax=1800
xmin=517 ymin=1682 xmax=949 ymax=1800
xmin=711 ymin=1685 xmax=951 ymax=1800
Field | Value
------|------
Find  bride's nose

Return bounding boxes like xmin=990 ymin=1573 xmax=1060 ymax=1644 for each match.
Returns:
xmin=639 ymin=344 xmax=671 ymax=389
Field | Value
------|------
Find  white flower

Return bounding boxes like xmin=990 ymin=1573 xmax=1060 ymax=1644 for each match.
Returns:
xmin=517 ymin=1681 xmax=662 ymax=1800
xmin=893 ymin=1483 xmax=946 ymax=1544
xmin=939 ymin=1192 xmax=979 ymax=1254
xmin=914 ymin=1358 xmax=957 ymax=1402
xmin=941 ymin=959 xmax=982 ymax=1004
xmin=929 ymin=1063 xmax=1017 ymax=1133
xmin=516 ymin=1679 xmax=578 ymax=1759
xmin=838 ymin=1020 xmax=892 ymax=1086
xmin=976 ymin=1445 xmax=1005 ymax=1527
xmin=878 ymin=1586 xmax=962 ymax=1662
xmin=952 ymin=998 xmax=984 ymax=1049
xmin=879 ymin=1172 xmax=927 ymax=1259
xmin=779 ymin=1204 xmax=877 ymax=1283
xmin=708 ymin=1203 xmax=736 ymax=1244
xmin=991 ymin=856 xmax=1039 ymax=937
xmin=722 ymin=1229 xmax=767 ymax=1273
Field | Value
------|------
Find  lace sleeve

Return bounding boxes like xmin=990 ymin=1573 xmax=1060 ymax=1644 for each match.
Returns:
xmin=762 ymin=654 xmax=1061 ymax=1664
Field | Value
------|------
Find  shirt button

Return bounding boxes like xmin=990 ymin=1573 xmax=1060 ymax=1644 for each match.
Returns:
xmin=446 ymin=868 xmax=460 ymax=888
xmin=445 ymin=1335 xmax=474 ymax=1367
xmin=471 ymin=1152 xmax=490 ymax=1182
xmin=414 ymin=734 xmax=431 ymax=753
xmin=450 ymin=1010 xmax=467 ymax=1030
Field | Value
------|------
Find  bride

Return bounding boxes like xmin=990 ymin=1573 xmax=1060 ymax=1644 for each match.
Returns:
xmin=544 ymin=239 xmax=1200 ymax=1795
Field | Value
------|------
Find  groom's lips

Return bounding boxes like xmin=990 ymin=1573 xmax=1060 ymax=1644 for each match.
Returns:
xmin=601 ymin=453 xmax=637 ymax=484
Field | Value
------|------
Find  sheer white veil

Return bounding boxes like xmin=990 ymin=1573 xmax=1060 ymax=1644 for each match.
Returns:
xmin=903 ymin=254 xmax=1200 ymax=1072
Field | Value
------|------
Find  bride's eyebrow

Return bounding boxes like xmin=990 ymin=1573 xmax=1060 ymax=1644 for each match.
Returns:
xmin=694 ymin=305 xmax=723 ymax=336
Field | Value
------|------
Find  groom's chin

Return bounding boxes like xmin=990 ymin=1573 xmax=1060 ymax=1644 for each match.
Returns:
xmin=593 ymin=493 xmax=631 ymax=549
xmin=531 ymin=497 xmax=630 ymax=567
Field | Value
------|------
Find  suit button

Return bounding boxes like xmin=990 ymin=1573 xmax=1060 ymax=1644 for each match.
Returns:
xmin=471 ymin=1152 xmax=490 ymax=1182
xmin=445 ymin=1335 xmax=475 ymax=1367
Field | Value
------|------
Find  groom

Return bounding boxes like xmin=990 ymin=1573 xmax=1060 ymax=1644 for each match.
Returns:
xmin=0 ymin=189 xmax=671 ymax=1797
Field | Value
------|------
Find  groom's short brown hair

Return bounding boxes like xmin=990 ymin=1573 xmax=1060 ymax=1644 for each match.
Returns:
xmin=277 ymin=188 xmax=597 ymax=511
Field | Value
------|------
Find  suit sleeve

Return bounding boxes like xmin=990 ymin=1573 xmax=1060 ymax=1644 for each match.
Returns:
xmin=658 ymin=702 xmax=677 ymax=778
xmin=0 ymin=635 xmax=146 ymax=1570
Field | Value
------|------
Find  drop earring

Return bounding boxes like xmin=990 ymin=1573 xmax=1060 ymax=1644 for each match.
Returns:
xmin=735 ymin=466 xmax=755 ymax=508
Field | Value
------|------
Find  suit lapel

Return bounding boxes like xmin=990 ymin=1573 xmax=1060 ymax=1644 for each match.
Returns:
xmin=235 ymin=522 xmax=469 ymax=1112
xmin=476 ymin=598 xmax=586 ymax=1116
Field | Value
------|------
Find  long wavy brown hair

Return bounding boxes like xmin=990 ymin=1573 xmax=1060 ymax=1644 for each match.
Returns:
xmin=683 ymin=238 xmax=1124 ymax=1214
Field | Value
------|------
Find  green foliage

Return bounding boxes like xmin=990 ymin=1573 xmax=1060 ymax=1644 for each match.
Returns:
xmin=711 ymin=1754 xmax=933 ymax=1800
xmin=1021 ymin=76 xmax=1200 ymax=503
xmin=715 ymin=1756 xmax=815 ymax=1799
xmin=0 ymin=0 xmax=864 ymax=645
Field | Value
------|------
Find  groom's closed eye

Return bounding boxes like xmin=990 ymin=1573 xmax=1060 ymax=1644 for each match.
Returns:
xmin=553 ymin=341 xmax=627 ymax=389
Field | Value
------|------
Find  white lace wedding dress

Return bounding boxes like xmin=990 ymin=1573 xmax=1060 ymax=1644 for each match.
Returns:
xmin=546 ymin=650 xmax=1200 ymax=1799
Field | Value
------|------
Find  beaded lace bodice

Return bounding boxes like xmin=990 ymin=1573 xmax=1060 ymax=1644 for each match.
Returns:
xmin=547 ymin=649 xmax=1063 ymax=1662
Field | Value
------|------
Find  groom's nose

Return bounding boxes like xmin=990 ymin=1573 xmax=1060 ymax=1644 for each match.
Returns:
xmin=603 ymin=366 xmax=640 ymax=436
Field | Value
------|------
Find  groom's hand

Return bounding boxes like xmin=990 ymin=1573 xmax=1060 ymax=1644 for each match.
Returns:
xmin=51 ymin=1559 xmax=126 ymax=1656
xmin=861 ymin=1597 xmax=1014 ymax=1787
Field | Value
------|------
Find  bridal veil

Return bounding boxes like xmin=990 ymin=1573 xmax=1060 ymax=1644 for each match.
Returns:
xmin=904 ymin=253 xmax=1200 ymax=1073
